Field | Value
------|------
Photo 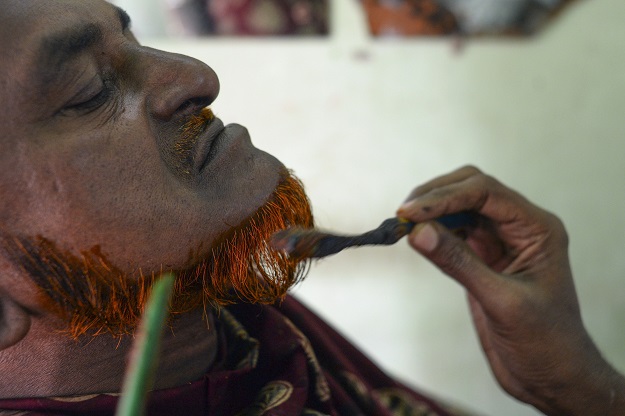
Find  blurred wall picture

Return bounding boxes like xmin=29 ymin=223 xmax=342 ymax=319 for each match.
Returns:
xmin=360 ymin=0 xmax=579 ymax=37
xmin=169 ymin=0 xmax=329 ymax=36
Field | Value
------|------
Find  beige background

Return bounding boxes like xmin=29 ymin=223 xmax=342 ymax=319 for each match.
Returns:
xmin=114 ymin=0 xmax=625 ymax=414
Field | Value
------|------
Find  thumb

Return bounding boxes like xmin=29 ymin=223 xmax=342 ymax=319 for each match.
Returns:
xmin=408 ymin=221 xmax=499 ymax=298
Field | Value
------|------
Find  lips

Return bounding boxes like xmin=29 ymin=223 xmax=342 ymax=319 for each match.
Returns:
xmin=193 ymin=116 xmax=225 ymax=173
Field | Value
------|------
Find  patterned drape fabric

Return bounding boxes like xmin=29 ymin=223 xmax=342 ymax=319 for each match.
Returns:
xmin=0 ymin=296 xmax=474 ymax=415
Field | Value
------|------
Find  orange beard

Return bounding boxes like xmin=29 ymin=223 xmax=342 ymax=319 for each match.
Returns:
xmin=3 ymin=172 xmax=314 ymax=338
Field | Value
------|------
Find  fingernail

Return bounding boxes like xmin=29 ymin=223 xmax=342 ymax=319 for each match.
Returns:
xmin=411 ymin=223 xmax=438 ymax=253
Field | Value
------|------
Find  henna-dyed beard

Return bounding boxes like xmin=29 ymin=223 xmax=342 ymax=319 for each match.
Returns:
xmin=2 ymin=112 xmax=314 ymax=338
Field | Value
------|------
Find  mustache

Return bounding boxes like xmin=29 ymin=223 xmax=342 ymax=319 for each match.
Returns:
xmin=2 ymin=171 xmax=314 ymax=338
xmin=173 ymin=107 xmax=215 ymax=176
xmin=179 ymin=107 xmax=215 ymax=143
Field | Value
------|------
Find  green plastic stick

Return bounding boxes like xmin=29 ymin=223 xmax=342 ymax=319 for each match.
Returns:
xmin=115 ymin=273 xmax=175 ymax=416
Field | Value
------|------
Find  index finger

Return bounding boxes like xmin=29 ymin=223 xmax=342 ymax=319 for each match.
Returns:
xmin=397 ymin=168 xmax=542 ymax=228
xmin=402 ymin=165 xmax=484 ymax=202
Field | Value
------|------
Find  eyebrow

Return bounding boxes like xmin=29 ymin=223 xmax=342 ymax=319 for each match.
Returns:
xmin=36 ymin=6 xmax=132 ymax=87
xmin=41 ymin=24 xmax=103 ymax=72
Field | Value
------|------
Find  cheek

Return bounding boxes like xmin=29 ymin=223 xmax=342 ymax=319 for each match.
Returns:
xmin=61 ymin=141 xmax=159 ymax=220
xmin=15 ymin=130 xmax=175 ymax=264
xmin=33 ymin=147 xmax=223 ymax=271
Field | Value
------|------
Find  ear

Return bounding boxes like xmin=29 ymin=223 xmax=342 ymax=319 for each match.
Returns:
xmin=0 ymin=292 xmax=31 ymax=350
xmin=0 ymin=236 xmax=33 ymax=350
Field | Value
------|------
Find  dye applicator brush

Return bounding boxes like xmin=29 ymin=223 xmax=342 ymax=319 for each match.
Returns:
xmin=270 ymin=212 xmax=477 ymax=260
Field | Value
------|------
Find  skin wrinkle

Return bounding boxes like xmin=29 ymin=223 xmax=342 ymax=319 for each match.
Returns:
xmin=1 ymin=172 xmax=313 ymax=338
xmin=91 ymin=78 xmax=124 ymax=128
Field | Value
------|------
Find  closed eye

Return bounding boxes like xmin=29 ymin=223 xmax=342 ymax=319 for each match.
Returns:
xmin=62 ymin=77 xmax=115 ymax=115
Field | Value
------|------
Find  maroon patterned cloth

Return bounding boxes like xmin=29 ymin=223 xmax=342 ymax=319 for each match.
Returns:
xmin=0 ymin=296 xmax=471 ymax=415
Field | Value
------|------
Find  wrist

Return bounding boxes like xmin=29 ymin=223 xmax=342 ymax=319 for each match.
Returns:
xmin=531 ymin=351 xmax=625 ymax=416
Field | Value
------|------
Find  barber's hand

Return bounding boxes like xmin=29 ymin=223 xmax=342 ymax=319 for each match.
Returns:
xmin=397 ymin=166 xmax=624 ymax=416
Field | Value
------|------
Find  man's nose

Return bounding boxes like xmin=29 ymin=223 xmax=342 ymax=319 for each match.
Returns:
xmin=143 ymin=48 xmax=220 ymax=122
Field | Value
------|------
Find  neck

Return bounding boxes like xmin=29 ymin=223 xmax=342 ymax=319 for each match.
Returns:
xmin=0 ymin=308 xmax=218 ymax=399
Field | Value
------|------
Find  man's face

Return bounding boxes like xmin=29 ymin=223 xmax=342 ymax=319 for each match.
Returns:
xmin=0 ymin=0 xmax=308 ymax=331
xmin=0 ymin=0 xmax=286 ymax=269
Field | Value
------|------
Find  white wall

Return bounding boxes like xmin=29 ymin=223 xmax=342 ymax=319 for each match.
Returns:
xmin=127 ymin=0 xmax=625 ymax=414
